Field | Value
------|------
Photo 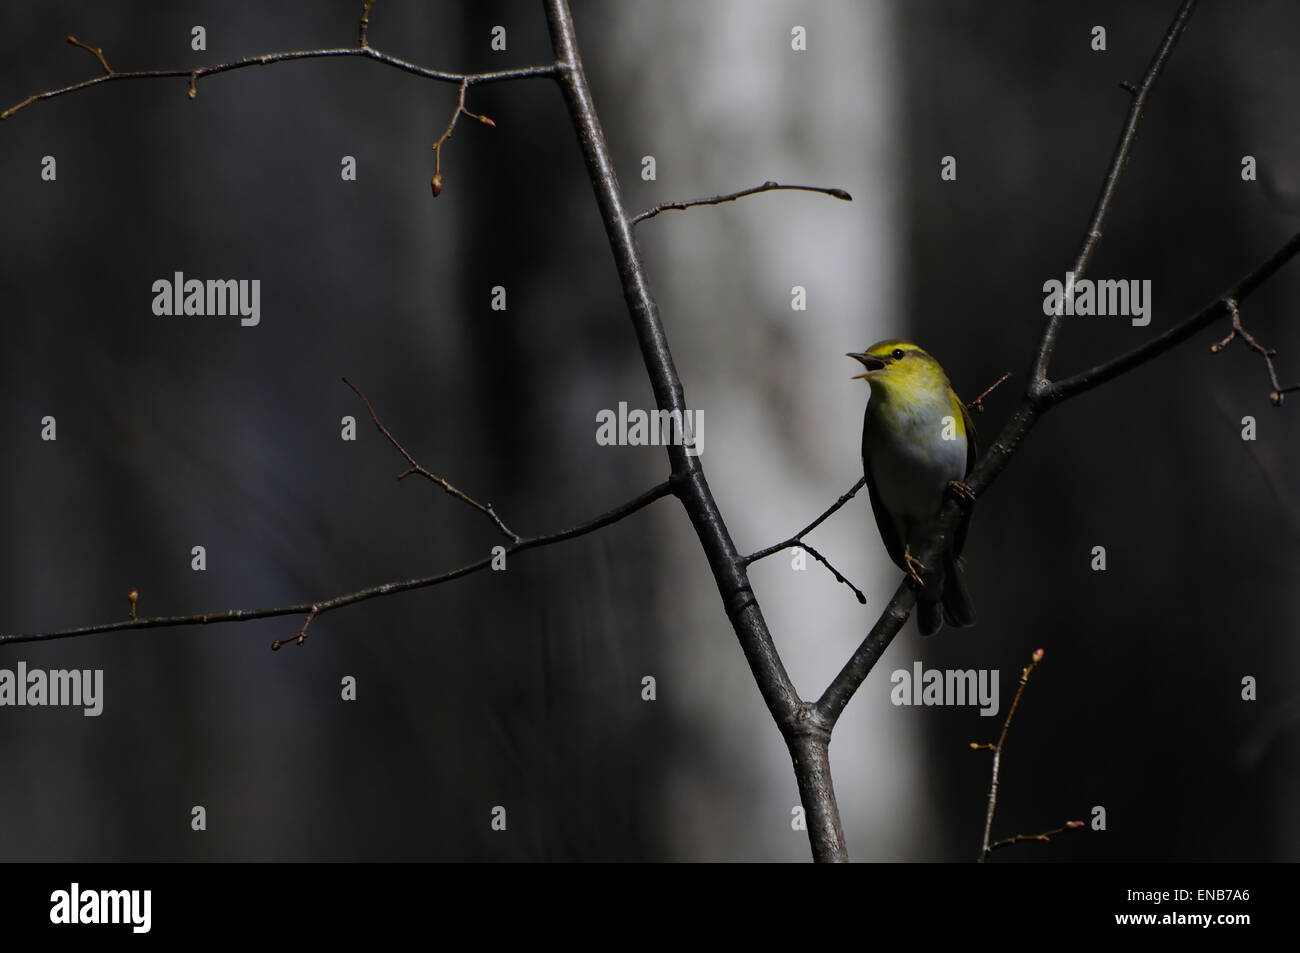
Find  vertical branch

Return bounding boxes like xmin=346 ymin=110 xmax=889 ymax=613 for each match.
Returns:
xmin=541 ymin=0 xmax=844 ymax=860
xmin=788 ymin=732 xmax=847 ymax=861
xmin=977 ymin=649 xmax=1042 ymax=860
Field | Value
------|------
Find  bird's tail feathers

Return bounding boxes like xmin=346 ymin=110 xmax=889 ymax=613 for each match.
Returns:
xmin=916 ymin=551 xmax=975 ymax=636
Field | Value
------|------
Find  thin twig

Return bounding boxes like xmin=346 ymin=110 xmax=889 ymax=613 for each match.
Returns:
xmin=631 ymin=181 xmax=852 ymax=226
xmin=976 ymin=648 xmax=1043 ymax=861
xmin=359 ymin=0 xmax=378 ymax=48
xmin=966 ymin=372 xmax=1012 ymax=413
xmin=273 ymin=606 xmax=318 ymax=651
xmin=430 ymin=78 xmax=496 ymax=196
xmin=1210 ymin=298 xmax=1297 ymax=406
xmin=742 ymin=477 xmax=868 ymax=605
xmin=797 ymin=543 xmax=867 ymax=605
xmin=2 ymin=42 xmax=556 ymax=120
xmin=342 ymin=377 xmax=520 ymax=543
xmin=66 ymin=35 xmax=111 ymax=74
xmin=986 ymin=821 xmax=1085 ymax=856
xmin=1029 ymin=0 xmax=1199 ymax=389
xmin=744 ymin=477 xmax=866 ymax=565
xmin=0 ymin=480 xmax=676 ymax=648
xmin=1047 ymin=233 xmax=1300 ymax=403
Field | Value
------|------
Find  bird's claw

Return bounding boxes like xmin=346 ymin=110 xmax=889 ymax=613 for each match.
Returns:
xmin=946 ymin=480 xmax=976 ymax=506
xmin=904 ymin=547 xmax=926 ymax=588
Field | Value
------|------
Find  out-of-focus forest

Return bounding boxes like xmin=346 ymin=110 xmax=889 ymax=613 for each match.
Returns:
xmin=0 ymin=1 xmax=1295 ymax=861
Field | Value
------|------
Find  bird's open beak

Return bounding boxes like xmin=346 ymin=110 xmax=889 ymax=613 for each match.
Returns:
xmin=847 ymin=352 xmax=885 ymax=380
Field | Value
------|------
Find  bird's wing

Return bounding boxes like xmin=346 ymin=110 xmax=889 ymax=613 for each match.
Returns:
xmin=955 ymin=396 xmax=977 ymax=557
xmin=863 ymin=453 xmax=905 ymax=569
xmin=961 ymin=399 xmax=977 ymax=477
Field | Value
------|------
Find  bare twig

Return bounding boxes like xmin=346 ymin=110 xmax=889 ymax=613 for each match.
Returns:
xmin=2 ymin=31 xmax=556 ymax=120
xmin=1029 ymin=0 xmax=1199 ymax=387
xmin=1047 ymin=234 xmax=1300 ymax=402
xmin=343 ymin=377 xmax=519 ymax=542
xmin=1210 ymin=298 xmax=1297 ymax=406
xmin=631 ymin=181 xmax=852 ymax=226
xmin=986 ymin=821 xmax=1086 ymax=856
xmin=273 ymin=606 xmax=318 ymax=651
xmin=0 ymin=480 xmax=675 ymax=649
xmin=966 ymin=372 xmax=1012 ymax=413
xmin=796 ymin=543 xmax=867 ymax=605
xmin=66 ymin=35 xmax=111 ymax=74
xmin=742 ymin=477 xmax=868 ymax=604
xmin=744 ymin=477 xmax=866 ymax=566
xmin=430 ymin=78 xmax=497 ymax=197
xmin=974 ymin=648 xmax=1071 ymax=861
xmin=359 ymin=0 xmax=378 ymax=48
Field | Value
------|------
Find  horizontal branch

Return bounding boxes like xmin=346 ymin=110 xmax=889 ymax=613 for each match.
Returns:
xmin=0 ymin=480 xmax=675 ymax=648
xmin=631 ymin=180 xmax=851 ymax=226
xmin=2 ymin=39 xmax=557 ymax=120
xmin=985 ymin=821 xmax=1085 ymax=857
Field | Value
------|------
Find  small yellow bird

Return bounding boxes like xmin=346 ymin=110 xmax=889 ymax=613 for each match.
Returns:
xmin=848 ymin=341 xmax=976 ymax=635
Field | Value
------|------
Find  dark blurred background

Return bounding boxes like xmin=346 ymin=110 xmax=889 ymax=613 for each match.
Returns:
xmin=0 ymin=0 xmax=1295 ymax=862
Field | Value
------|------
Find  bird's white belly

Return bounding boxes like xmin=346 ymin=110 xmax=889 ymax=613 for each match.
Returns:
xmin=872 ymin=410 xmax=967 ymax=545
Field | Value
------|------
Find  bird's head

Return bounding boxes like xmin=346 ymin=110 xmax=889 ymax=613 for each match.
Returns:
xmin=847 ymin=340 xmax=951 ymax=399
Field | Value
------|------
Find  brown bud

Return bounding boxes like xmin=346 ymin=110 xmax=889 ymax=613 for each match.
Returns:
xmin=431 ymin=173 xmax=443 ymax=198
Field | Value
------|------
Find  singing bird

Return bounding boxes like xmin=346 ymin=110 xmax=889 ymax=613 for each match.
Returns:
xmin=848 ymin=341 xmax=976 ymax=635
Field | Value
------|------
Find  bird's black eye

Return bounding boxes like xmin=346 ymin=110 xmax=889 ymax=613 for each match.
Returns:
xmin=891 ymin=348 xmax=906 ymax=361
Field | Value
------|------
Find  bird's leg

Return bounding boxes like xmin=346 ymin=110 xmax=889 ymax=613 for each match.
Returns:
xmin=903 ymin=546 xmax=926 ymax=588
xmin=946 ymin=480 xmax=976 ymax=506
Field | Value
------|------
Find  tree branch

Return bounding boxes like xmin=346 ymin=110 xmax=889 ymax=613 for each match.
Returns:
xmin=343 ymin=377 xmax=519 ymax=542
xmin=985 ymin=821 xmax=1085 ymax=857
xmin=744 ymin=477 xmax=865 ymax=566
xmin=1047 ymin=234 xmax=1300 ymax=402
xmin=631 ymin=180 xmax=852 ymax=226
xmin=543 ymin=0 xmax=846 ymax=860
xmin=966 ymin=372 xmax=1012 ymax=413
xmin=1029 ymin=0 xmax=1199 ymax=389
xmin=974 ymin=648 xmax=1068 ymax=862
xmin=2 ymin=32 xmax=556 ymax=121
xmin=0 ymin=480 xmax=675 ymax=649
xmin=816 ymin=0 xmax=1206 ymax=730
